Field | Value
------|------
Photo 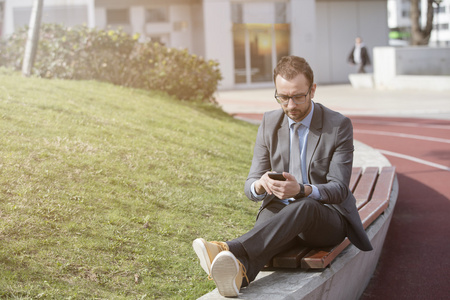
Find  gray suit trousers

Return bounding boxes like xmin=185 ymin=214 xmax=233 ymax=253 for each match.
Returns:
xmin=235 ymin=198 xmax=347 ymax=283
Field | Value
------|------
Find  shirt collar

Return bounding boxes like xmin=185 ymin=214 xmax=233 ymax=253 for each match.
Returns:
xmin=288 ymin=101 xmax=315 ymax=129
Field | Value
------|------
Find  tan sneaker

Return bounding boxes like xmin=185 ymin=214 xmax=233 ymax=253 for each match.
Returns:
xmin=193 ymin=238 xmax=229 ymax=276
xmin=210 ymin=251 xmax=249 ymax=298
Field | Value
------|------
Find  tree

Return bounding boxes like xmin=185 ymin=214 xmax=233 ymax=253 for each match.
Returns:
xmin=22 ymin=0 xmax=44 ymax=77
xmin=410 ymin=0 xmax=435 ymax=45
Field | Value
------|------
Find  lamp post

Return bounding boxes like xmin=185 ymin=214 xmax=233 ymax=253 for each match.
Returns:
xmin=433 ymin=0 xmax=443 ymax=47
xmin=22 ymin=0 xmax=44 ymax=76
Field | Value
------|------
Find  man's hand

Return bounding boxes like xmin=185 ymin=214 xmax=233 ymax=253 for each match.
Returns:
xmin=254 ymin=172 xmax=303 ymax=199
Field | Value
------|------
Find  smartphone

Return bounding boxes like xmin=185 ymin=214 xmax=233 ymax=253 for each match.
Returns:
xmin=268 ymin=172 xmax=286 ymax=181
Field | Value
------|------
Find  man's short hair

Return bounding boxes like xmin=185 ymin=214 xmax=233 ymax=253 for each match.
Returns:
xmin=273 ymin=56 xmax=314 ymax=86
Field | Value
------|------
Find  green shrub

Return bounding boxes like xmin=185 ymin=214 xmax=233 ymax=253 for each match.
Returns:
xmin=0 ymin=24 xmax=222 ymax=103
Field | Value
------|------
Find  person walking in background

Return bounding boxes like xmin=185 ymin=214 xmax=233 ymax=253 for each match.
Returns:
xmin=348 ymin=37 xmax=371 ymax=73
xmin=193 ymin=56 xmax=372 ymax=297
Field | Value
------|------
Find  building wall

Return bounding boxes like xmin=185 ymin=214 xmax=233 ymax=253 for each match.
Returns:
xmin=315 ymin=1 xmax=389 ymax=84
xmin=291 ymin=0 xmax=317 ymax=74
xmin=203 ymin=0 xmax=235 ymax=89
xmin=2 ymin=0 xmax=95 ymax=36
xmin=191 ymin=2 xmax=205 ymax=57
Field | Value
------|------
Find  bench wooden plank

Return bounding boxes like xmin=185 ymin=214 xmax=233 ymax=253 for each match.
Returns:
xmin=353 ymin=167 xmax=378 ymax=209
xmin=300 ymin=239 xmax=350 ymax=269
xmin=272 ymin=245 xmax=311 ymax=268
xmin=267 ymin=166 xmax=396 ymax=270
xmin=371 ymin=166 xmax=396 ymax=202
xmin=359 ymin=166 xmax=396 ymax=229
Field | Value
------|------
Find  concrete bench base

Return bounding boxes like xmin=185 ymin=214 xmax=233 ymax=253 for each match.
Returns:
xmin=198 ymin=176 xmax=398 ymax=300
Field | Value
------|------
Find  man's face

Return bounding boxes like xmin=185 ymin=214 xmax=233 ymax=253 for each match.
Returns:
xmin=275 ymin=74 xmax=316 ymax=122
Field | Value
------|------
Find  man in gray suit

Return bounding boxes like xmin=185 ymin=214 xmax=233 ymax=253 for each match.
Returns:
xmin=193 ymin=56 xmax=372 ymax=297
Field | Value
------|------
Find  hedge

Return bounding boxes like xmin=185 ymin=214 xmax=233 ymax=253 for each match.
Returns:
xmin=0 ymin=24 xmax=222 ymax=103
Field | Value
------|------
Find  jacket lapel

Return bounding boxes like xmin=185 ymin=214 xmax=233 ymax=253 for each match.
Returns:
xmin=277 ymin=114 xmax=290 ymax=172
xmin=306 ymin=103 xmax=323 ymax=179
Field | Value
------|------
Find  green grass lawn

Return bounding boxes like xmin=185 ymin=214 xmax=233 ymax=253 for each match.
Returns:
xmin=0 ymin=68 xmax=260 ymax=299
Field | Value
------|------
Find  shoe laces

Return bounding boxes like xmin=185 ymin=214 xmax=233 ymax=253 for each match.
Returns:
xmin=210 ymin=241 xmax=229 ymax=251
xmin=238 ymin=260 xmax=250 ymax=285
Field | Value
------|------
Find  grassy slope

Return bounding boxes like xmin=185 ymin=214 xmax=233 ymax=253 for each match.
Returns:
xmin=0 ymin=69 xmax=260 ymax=299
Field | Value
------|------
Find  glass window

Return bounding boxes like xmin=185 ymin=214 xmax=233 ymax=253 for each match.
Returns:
xmin=146 ymin=7 xmax=169 ymax=23
xmin=13 ymin=6 xmax=88 ymax=30
xmin=173 ymin=21 xmax=188 ymax=32
xmin=434 ymin=23 xmax=449 ymax=30
xmin=434 ymin=6 xmax=446 ymax=14
xmin=275 ymin=23 xmax=290 ymax=63
xmin=249 ymin=24 xmax=273 ymax=83
xmin=107 ymin=9 xmax=129 ymax=25
xmin=233 ymin=24 xmax=247 ymax=84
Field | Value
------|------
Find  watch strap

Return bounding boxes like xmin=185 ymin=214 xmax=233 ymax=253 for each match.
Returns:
xmin=294 ymin=183 xmax=305 ymax=200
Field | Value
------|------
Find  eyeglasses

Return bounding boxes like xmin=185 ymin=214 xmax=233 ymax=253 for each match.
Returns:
xmin=274 ymin=85 xmax=312 ymax=106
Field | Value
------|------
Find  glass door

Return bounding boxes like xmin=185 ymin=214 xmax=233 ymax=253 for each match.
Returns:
xmin=233 ymin=23 xmax=290 ymax=85
xmin=233 ymin=24 xmax=247 ymax=84
xmin=249 ymin=24 xmax=273 ymax=83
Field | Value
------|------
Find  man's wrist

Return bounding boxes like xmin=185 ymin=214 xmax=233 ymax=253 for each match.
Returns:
xmin=293 ymin=183 xmax=305 ymax=200
xmin=254 ymin=180 xmax=266 ymax=195
xmin=304 ymin=184 xmax=312 ymax=197
xmin=251 ymin=181 xmax=266 ymax=200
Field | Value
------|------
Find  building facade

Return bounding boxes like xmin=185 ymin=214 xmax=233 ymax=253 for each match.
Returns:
xmin=1 ymin=0 xmax=389 ymax=89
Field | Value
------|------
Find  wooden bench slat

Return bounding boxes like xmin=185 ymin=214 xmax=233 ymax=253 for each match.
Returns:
xmin=349 ymin=167 xmax=362 ymax=192
xmin=353 ymin=167 xmax=378 ymax=209
xmin=272 ymin=245 xmax=311 ymax=268
xmin=371 ymin=166 xmax=396 ymax=202
xmin=359 ymin=166 xmax=396 ymax=229
xmin=301 ymin=239 xmax=350 ymax=269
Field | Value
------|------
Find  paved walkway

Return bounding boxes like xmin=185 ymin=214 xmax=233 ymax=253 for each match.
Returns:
xmin=215 ymin=84 xmax=450 ymax=120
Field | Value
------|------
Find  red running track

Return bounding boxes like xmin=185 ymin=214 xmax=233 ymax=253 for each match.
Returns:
xmin=351 ymin=116 xmax=450 ymax=300
xmin=235 ymin=113 xmax=450 ymax=299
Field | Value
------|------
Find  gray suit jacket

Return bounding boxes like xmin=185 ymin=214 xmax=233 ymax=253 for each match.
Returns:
xmin=244 ymin=103 xmax=372 ymax=251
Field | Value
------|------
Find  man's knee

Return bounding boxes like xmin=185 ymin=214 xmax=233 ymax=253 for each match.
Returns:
xmin=294 ymin=198 xmax=322 ymax=214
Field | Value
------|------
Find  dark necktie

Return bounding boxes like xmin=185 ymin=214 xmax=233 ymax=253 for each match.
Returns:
xmin=289 ymin=123 xmax=303 ymax=184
